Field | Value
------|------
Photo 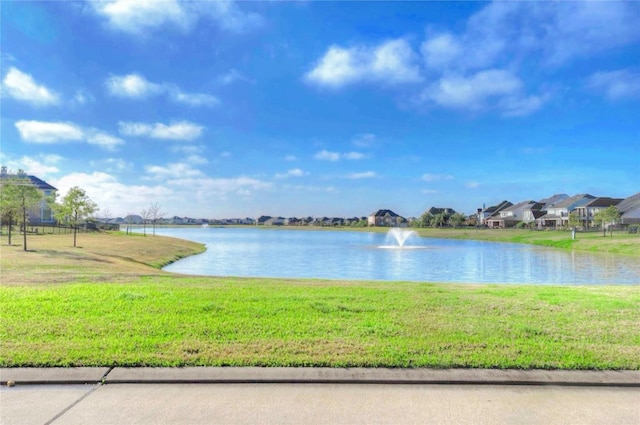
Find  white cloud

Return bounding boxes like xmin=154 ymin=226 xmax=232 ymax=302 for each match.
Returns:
xmin=50 ymin=168 xmax=271 ymax=217
xmin=499 ymin=94 xmax=548 ymax=117
xmin=86 ymin=131 xmax=125 ymax=151
xmin=100 ymin=158 xmax=131 ymax=172
xmin=587 ymin=69 xmax=640 ymax=101
xmin=91 ymin=0 xmax=262 ymax=35
xmin=195 ymin=1 xmax=263 ymax=34
xmin=538 ymin=2 xmax=640 ymax=66
xmin=422 ymin=173 xmax=454 ymax=182
xmin=145 ymin=162 xmax=204 ymax=179
xmin=52 ymin=171 xmax=173 ymax=215
xmin=422 ymin=1 xmax=640 ymax=71
xmin=119 ymin=120 xmax=204 ymax=141
xmin=305 ymin=46 xmax=361 ymax=88
xmin=305 ymin=39 xmax=422 ymax=88
xmin=217 ymin=69 xmax=252 ymax=85
xmin=314 ymin=150 xmax=367 ymax=161
xmin=106 ymin=73 xmax=217 ymax=106
xmin=352 ymin=133 xmax=376 ymax=148
xmin=15 ymin=120 xmax=124 ymax=151
xmin=162 ymin=175 xmax=272 ymax=200
xmin=185 ymin=155 xmax=209 ymax=165
xmin=73 ymin=89 xmax=94 ymax=105
xmin=421 ymin=33 xmax=463 ymax=71
xmin=345 ymin=171 xmax=376 ymax=179
xmin=421 ymin=69 xmax=546 ymax=116
xmin=106 ymin=73 xmax=162 ymax=98
xmin=172 ymin=144 xmax=204 ymax=155
xmin=465 ymin=181 xmax=480 ymax=189
xmin=284 ymin=155 xmax=297 ymax=161
xmin=343 ymin=152 xmax=367 ymax=160
xmin=171 ymin=89 xmax=219 ymax=106
xmin=9 ymin=155 xmax=62 ymax=177
xmin=2 ymin=67 xmax=59 ymax=106
xmin=371 ymin=39 xmax=422 ymax=84
xmin=275 ymin=168 xmax=308 ymax=179
xmin=15 ymin=120 xmax=83 ymax=143
xmin=314 ymin=150 xmax=341 ymax=161
xmin=91 ymin=0 xmax=190 ymax=34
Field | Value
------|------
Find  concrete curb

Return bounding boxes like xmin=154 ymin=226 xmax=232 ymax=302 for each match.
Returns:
xmin=2 ymin=367 xmax=639 ymax=387
xmin=0 ymin=367 xmax=112 ymax=385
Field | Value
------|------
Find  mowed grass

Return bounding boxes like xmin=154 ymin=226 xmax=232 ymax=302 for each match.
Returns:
xmin=1 ymin=230 xmax=639 ymax=369
xmin=412 ymin=227 xmax=640 ymax=256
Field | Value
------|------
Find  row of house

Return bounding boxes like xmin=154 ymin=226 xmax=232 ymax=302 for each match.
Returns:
xmin=482 ymin=193 xmax=640 ymax=229
xmin=3 ymin=167 xmax=638 ymax=230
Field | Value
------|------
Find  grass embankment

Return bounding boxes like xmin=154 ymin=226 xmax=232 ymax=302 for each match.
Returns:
xmin=1 ymin=231 xmax=639 ymax=369
xmin=412 ymin=227 xmax=640 ymax=256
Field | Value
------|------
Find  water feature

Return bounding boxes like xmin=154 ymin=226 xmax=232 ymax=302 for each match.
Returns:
xmin=147 ymin=227 xmax=639 ymax=285
xmin=381 ymin=228 xmax=419 ymax=249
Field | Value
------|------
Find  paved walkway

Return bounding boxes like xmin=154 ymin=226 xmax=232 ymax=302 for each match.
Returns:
xmin=3 ymin=367 xmax=640 ymax=386
xmin=2 ymin=368 xmax=639 ymax=424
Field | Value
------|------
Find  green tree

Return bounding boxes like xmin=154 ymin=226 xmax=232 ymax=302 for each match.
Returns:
xmin=0 ymin=176 xmax=43 ymax=250
xmin=0 ymin=180 xmax=20 ymax=245
xmin=52 ymin=186 xmax=98 ymax=247
xmin=568 ymin=212 xmax=582 ymax=230
xmin=593 ymin=206 xmax=621 ymax=237
xmin=449 ymin=213 xmax=467 ymax=228
xmin=431 ymin=212 xmax=448 ymax=228
xmin=419 ymin=212 xmax=434 ymax=228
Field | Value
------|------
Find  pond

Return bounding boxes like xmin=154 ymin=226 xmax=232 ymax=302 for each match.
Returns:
xmin=149 ymin=227 xmax=639 ymax=285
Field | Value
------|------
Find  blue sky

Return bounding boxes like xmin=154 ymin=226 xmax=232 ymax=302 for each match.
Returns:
xmin=2 ymin=1 xmax=639 ymax=219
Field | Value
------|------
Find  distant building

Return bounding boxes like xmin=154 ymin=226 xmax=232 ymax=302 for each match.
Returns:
xmin=537 ymin=194 xmax=596 ymax=228
xmin=617 ymin=193 xmax=640 ymax=226
xmin=367 ymin=209 xmax=406 ymax=227
xmin=0 ymin=166 xmax=57 ymax=224
xmin=486 ymin=200 xmax=542 ymax=228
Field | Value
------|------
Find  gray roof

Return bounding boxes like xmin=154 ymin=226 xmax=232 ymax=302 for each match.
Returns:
xmin=538 ymin=193 xmax=568 ymax=207
xmin=582 ymin=197 xmax=623 ymax=208
xmin=616 ymin=193 xmax=640 ymax=214
xmin=548 ymin=194 xmax=595 ymax=210
xmin=0 ymin=172 xmax=57 ymax=191
xmin=370 ymin=209 xmax=401 ymax=217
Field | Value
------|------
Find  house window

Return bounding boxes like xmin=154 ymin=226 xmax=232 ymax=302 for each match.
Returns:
xmin=43 ymin=208 xmax=52 ymax=222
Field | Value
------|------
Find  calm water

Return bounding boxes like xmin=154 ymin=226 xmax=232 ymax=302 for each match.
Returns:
xmin=151 ymin=227 xmax=639 ymax=285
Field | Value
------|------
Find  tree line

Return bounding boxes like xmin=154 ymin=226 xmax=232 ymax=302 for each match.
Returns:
xmin=1 ymin=175 xmax=166 ymax=250
xmin=0 ymin=176 xmax=97 ymax=250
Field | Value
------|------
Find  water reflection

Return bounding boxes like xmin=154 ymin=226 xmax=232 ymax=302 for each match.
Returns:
xmin=154 ymin=228 xmax=639 ymax=285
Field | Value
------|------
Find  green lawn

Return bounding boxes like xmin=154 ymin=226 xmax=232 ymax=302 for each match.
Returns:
xmin=1 ymin=230 xmax=638 ymax=369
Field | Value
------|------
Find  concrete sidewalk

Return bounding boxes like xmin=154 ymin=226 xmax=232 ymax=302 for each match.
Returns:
xmin=2 ymin=367 xmax=640 ymax=386
xmin=2 ymin=368 xmax=639 ymax=425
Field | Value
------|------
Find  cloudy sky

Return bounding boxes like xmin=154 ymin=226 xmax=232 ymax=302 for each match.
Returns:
xmin=2 ymin=1 xmax=639 ymax=219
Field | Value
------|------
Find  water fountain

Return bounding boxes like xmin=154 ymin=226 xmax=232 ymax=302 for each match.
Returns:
xmin=380 ymin=228 xmax=419 ymax=249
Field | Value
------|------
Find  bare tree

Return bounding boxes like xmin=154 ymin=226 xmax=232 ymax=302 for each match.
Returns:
xmin=140 ymin=208 xmax=151 ymax=236
xmin=148 ymin=202 xmax=164 ymax=236
xmin=125 ymin=211 xmax=136 ymax=235
xmin=101 ymin=207 xmax=113 ymax=223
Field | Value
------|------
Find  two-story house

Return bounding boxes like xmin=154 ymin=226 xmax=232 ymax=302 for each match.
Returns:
xmin=486 ymin=200 xmax=543 ymax=228
xmin=367 ymin=209 xmax=405 ymax=227
xmin=0 ymin=166 xmax=57 ymax=224
xmin=573 ymin=197 xmax=623 ymax=228
xmin=537 ymin=194 xmax=595 ymax=228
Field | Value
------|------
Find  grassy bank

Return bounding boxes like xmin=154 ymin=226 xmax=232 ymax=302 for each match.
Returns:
xmin=1 ymin=231 xmax=638 ymax=369
xmin=412 ymin=227 xmax=640 ymax=256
